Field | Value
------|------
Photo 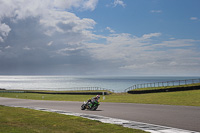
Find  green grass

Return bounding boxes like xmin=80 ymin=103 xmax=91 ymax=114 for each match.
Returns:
xmin=103 ymin=90 xmax=200 ymax=106
xmin=0 ymin=105 xmax=146 ymax=133
xmin=0 ymin=92 xmax=92 ymax=101
xmin=1 ymin=90 xmax=200 ymax=106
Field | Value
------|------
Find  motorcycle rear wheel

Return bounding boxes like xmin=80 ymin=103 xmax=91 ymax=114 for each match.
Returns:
xmin=91 ymin=106 xmax=98 ymax=111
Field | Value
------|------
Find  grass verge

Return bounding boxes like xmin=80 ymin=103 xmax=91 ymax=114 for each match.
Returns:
xmin=0 ymin=105 xmax=146 ymax=133
xmin=1 ymin=90 xmax=200 ymax=106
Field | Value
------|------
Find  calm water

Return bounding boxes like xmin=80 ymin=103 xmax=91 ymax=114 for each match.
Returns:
xmin=0 ymin=75 xmax=199 ymax=92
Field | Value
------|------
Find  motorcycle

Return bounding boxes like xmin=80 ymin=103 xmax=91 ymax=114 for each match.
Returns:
xmin=81 ymin=100 xmax=100 ymax=111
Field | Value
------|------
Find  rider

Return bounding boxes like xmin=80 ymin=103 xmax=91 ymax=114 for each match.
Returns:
xmin=88 ymin=95 xmax=100 ymax=108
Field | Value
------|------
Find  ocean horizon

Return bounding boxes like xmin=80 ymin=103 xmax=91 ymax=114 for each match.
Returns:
xmin=0 ymin=75 xmax=200 ymax=92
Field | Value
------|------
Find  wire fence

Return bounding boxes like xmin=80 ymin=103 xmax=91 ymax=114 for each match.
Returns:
xmin=124 ymin=78 xmax=200 ymax=92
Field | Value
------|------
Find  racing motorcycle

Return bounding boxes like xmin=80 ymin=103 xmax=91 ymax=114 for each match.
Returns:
xmin=81 ymin=100 xmax=100 ymax=111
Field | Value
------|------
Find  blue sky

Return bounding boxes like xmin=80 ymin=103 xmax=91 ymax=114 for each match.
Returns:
xmin=0 ymin=0 xmax=200 ymax=76
xmin=74 ymin=0 xmax=200 ymax=38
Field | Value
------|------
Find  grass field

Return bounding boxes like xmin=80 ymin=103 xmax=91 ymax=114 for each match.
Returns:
xmin=1 ymin=89 xmax=200 ymax=106
xmin=106 ymin=90 xmax=200 ymax=106
xmin=0 ymin=105 xmax=146 ymax=133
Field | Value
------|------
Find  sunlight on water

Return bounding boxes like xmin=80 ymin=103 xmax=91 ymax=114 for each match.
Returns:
xmin=0 ymin=75 xmax=199 ymax=92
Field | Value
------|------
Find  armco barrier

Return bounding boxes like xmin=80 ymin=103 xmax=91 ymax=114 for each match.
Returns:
xmin=125 ymin=78 xmax=200 ymax=92
xmin=26 ymin=91 xmax=110 ymax=95
xmin=0 ymin=90 xmax=25 ymax=93
xmin=127 ymin=85 xmax=200 ymax=94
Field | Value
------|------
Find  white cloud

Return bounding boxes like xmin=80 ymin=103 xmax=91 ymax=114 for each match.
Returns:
xmin=40 ymin=10 xmax=96 ymax=37
xmin=82 ymin=0 xmax=98 ymax=11
xmin=113 ymin=0 xmax=126 ymax=7
xmin=0 ymin=37 xmax=3 ymax=42
xmin=154 ymin=39 xmax=199 ymax=47
xmin=190 ymin=17 xmax=198 ymax=20
xmin=5 ymin=45 xmax=11 ymax=49
xmin=85 ymin=31 xmax=200 ymax=75
xmin=23 ymin=46 xmax=31 ymax=50
xmin=106 ymin=27 xmax=115 ymax=33
xmin=86 ymin=32 xmax=161 ymax=61
xmin=150 ymin=10 xmax=162 ymax=13
xmin=47 ymin=41 xmax=53 ymax=46
xmin=120 ymin=62 xmax=159 ymax=70
xmin=142 ymin=33 xmax=161 ymax=39
xmin=56 ymin=47 xmax=83 ymax=56
xmin=0 ymin=0 xmax=98 ymax=42
xmin=0 ymin=22 xmax=11 ymax=42
xmin=169 ymin=61 xmax=177 ymax=66
xmin=53 ymin=0 xmax=98 ymax=11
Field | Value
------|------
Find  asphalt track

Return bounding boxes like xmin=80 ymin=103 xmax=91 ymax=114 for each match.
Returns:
xmin=0 ymin=97 xmax=200 ymax=132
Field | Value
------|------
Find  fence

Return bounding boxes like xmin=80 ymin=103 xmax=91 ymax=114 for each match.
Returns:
xmin=0 ymin=90 xmax=25 ymax=93
xmin=124 ymin=78 xmax=200 ymax=92
xmin=0 ymin=87 xmax=114 ymax=93
xmin=56 ymin=87 xmax=114 ymax=92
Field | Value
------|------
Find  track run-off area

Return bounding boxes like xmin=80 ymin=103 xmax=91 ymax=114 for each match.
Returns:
xmin=0 ymin=97 xmax=199 ymax=133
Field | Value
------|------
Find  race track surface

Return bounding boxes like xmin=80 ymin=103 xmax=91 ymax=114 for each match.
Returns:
xmin=0 ymin=97 xmax=200 ymax=132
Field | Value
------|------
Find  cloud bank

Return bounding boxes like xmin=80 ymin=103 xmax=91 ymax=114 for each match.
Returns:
xmin=0 ymin=0 xmax=200 ymax=76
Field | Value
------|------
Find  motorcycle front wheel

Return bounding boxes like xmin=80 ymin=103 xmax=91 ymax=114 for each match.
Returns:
xmin=81 ymin=104 xmax=86 ymax=110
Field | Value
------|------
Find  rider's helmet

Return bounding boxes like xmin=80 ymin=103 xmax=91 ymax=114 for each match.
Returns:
xmin=96 ymin=95 xmax=100 ymax=99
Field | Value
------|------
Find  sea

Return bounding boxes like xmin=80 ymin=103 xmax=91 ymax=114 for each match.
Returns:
xmin=0 ymin=75 xmax=199 ymax=92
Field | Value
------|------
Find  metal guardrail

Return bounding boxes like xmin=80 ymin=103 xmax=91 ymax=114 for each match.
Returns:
xmin=0 ymin=87 xmax=114 ymax=93
xmin=0 ymin=90 xmax=25 ymax=93
xmin=124 ymin=78 xmax=200 ymax=92
xmin=60 ymin=87 xmax=114 ymax=92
